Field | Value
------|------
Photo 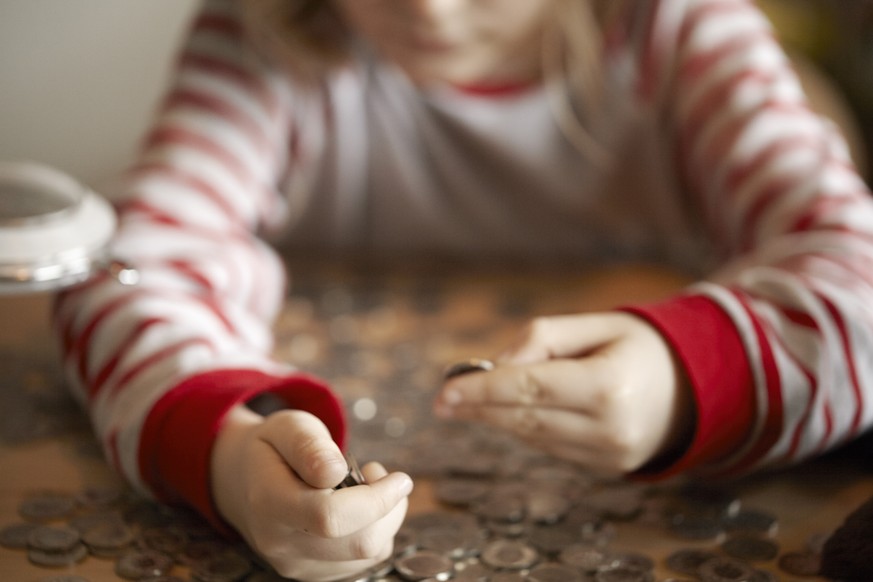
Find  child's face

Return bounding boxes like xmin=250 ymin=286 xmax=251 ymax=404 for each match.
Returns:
xmin=332 ymin=0 xmax=553 ymax=86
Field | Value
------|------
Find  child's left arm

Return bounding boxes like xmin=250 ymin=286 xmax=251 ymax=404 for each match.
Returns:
xmin=436 ymin=0 xmax=873 ymax=479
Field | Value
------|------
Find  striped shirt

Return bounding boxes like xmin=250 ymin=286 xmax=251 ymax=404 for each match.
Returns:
xmin=54 ymin=0 xmax=873 ymax=527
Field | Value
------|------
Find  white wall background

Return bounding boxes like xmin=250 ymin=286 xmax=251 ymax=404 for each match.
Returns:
xmin=0 ymin=1 xmax=201 ymax=195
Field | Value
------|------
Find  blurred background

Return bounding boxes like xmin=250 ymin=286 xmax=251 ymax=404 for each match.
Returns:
xmin=0 ymin=0 xmax=870 ymax=194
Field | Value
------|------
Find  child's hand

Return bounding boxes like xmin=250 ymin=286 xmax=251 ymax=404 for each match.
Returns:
xmin=435 ymin=312 xmax=693 ymax=473
xmin=211 ymin=406 xmax=412 ymax=582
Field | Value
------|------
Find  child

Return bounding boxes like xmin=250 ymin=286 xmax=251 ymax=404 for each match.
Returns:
xmin=54 ymin=0 xmax=873 ymax=580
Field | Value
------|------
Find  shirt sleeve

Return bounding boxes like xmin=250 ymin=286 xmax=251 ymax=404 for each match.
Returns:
xmin=52 ymin=0 xmax=344 ymax=528
xmin=623 ymin=0 xmax=873 ymax=478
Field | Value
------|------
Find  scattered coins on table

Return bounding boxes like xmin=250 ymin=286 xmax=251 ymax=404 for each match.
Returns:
xmin=0 ymin=269 xmax=847 ymax=580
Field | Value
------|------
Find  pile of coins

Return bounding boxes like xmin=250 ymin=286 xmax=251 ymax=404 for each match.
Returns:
xmin=0 ymin=267 xmax=843 ymax=580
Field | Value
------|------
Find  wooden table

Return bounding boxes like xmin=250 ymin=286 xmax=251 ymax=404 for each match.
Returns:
xmin=1 ymin=262 xmax=871 ymax=581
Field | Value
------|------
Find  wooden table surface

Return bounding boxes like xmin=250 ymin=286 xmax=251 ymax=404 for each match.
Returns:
xmin=1 ymin=262 xmax=871 ymax=581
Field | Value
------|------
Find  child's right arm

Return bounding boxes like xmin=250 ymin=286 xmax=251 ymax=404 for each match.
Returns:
xmin=53 ymin=0 xmax=410 ymax=578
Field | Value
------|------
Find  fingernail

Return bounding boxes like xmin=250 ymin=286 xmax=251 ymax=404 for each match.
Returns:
xmin=398 ymin=475 xmax=414 ymax=496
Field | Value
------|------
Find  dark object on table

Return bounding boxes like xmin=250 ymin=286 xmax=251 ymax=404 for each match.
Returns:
xmin=820 ymin=494 xmax=873 ymax=580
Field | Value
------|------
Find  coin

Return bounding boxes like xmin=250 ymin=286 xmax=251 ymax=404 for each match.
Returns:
xmin=720 ymin=534 xmax=779 ymax=562
xmin=434 ymin=477 xmax=491 ymax=507
xmin=777 ymin=550 xmax=821 ymax=576
xmin=594 ymin=563 xmax=655 ymax=582
xmin=82 ymin=519 xmax=136 ymax=557
xmin=140 ymin=525 xmax=189 ymax=554
xmin=697 ymin=556 xmax=755 ymax=582
xmin=665 ymin=548 xmax=720 ymax=575
xmin=394 ymin=550 xmax=454 ymax=581
xmin=526 ymin=561 xmax=585 ymax=581
xmin=18 ymin=492 xmax=76 ymax=522
xmin=190 ymin=550 xmax=253 ymax=582
xmin=28 ymin=525 xmax=81 ymax=553
xmin=724 ymin=508 xmax=778 ymax=536
xmin=27 ymin=542 xmax=88 ymax=568
xmin=114 ymin=548 xmax=175 ymax=580
xmin=0 ymin=522 xmax=40 ymax=549
xmin=443 ymin=358 xmax=495 ymax=380
xmin=558 ymin=543 xmax=613 ymax=572
xmin=417 ymin=524 xmax=481 ymax=559
xmin=480 ymin=539 xmax=540 ymax=570
xmin=335 ymin=452 xmax=367 ymax=490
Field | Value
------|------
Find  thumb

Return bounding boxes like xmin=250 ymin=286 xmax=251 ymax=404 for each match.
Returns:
xmin=499 ymin=313 xmax=624 ymax=365
xmin=262 ymin=410 xmax=349 ymax=489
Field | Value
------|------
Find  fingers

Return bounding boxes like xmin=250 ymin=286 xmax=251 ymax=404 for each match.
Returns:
xmin=498 ymin=313 xmax=626 ymax=364
xmin=436 ymin=358 xmax=611 ymax=415
xmin=304 ymin=469 xmax=412 ymax=539
xmin=261 ymin=410 xmax=349 ymax=489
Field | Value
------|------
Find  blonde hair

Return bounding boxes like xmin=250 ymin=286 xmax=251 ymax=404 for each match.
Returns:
xmin=241 ymin=0 xmax=622 ymax=161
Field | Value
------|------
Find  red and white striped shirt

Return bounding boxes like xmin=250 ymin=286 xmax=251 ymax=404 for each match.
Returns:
xmin=54 ymin=0 xmax=873 ymax=528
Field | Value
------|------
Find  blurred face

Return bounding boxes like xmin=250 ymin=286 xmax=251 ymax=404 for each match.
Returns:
xmin=332 ymin=0 xmax=554 ymax=87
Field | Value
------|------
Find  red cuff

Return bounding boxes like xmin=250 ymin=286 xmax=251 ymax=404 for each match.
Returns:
xmin=138 ymin=369 xmax=345 ymax=532
xmin=620 ymin=294 xmax=756 ymax=478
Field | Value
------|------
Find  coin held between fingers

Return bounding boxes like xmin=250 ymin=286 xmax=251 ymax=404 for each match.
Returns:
xmin=443 ymin=358 xmax=495 ymax=381
xmin=334 ymin=453 xmax=367 ymax=490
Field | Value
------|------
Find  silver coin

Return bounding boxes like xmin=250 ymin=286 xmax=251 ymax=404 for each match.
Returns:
xmin=0 ymin=522 xmax=40 ymax=549
xmin=525 ymin=491 xmax=572 ymax=525
xmin=480 ymin=539 xmax=540 ymax=570
xmin=443 ymin=358 xmax=495 ymax=380
xmin=335 ymin=453 xmax=367 ymax=489
xmin=558 ymin=543 xmax=613 ymax=572
xmin=27 ymin=542 xmax=88 ymax=568
xmin=777 ymin=550 xmax=821 ymax=576
xmin=668 ymin=512 xmax=726 ymax=542
xmin=417 ymin=524 xmax=481 ymax=559
xmin=526 ymin=523 xmax=582 ymax=556
xmin=594 ymin=564 xmax=655 ymax=582
xmin=176 ymin=539 xmax=233 ymax=567
xmin=697 ymin=557 xmax=756 ymax=582
xmin=75 ymin=485 xmax=126 ymax=510
xmin=18 ymin=492 xmax=76 ymax=522
xmin=724 ymin=508 xmax=778 ymax=536
xmin=81 ymin=519 xmax=135 ymax=557
xmin=190 ymin=550 xmax=254 ymax=582
xmin=140 ymin=525 xmax=189 ymax=555
xmin=472 ymin=493 xmax=525 ymax=523
xmin=452 ymin=558 xmax=491 ymax=581
xmin=433 ymin=477 xmax=491 ymax=507
xmin=27 ymin=525 xmax=81 ymax=553
xmin=665 ymin=548 xmax=720 ymax=575
xmin=394 ymin=550 xmax=454 ymax=581
xmin=720 ymin=534 xmax=779 ymax=562
xmin=114 ymin=548 xmax=175 ymax=580
xmin=68 ymin=510 xmax=125 ymax=534
xmin=526 ymin=561 xmax=585 ymax=581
